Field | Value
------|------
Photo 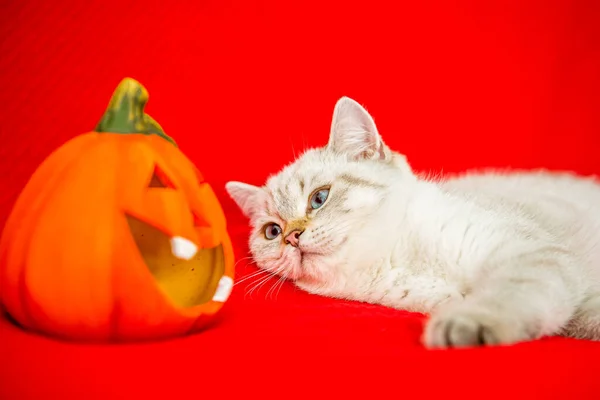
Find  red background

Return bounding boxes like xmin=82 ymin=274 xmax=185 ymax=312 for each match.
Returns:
xmin=1 ymin=0 xmax=600 ymax=398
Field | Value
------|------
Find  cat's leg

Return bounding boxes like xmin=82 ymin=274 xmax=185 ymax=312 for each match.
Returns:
xmin=422 ymin=249 xmax=582 ymax=348
xmin=561 ymin=293 xmax=600 ymax=340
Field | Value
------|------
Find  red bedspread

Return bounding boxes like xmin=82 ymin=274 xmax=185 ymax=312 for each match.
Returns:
xmin=1 ymin=1 xmax=600 ymax=398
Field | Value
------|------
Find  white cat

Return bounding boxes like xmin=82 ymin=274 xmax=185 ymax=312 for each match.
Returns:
xmin=225 ymin=97 xmax=600 ymax=348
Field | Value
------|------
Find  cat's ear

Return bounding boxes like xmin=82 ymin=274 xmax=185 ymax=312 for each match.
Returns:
xmin=327 ymin=97 xmax=392 ymax=162
xmin=225 ymin=181 xmax=265 ymax=219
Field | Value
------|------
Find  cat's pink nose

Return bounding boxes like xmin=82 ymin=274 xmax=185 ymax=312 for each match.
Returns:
xmin=285 ymin=229 xmax=304 ymax=247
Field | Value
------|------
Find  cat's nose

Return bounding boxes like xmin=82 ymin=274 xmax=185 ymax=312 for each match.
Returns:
xmin=284 ymin=229 xmax=304 ymax=247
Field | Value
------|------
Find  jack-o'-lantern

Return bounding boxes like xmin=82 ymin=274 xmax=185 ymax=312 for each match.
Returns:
xmin=0 ymin=78 xmax=235 ymax=341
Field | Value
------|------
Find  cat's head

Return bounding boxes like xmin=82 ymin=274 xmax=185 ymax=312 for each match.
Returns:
xmin=226 ymin=97 xmax=414 ymax=287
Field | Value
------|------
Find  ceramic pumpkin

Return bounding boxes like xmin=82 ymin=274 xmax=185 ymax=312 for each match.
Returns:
xmin=0 ymin=78 xmax=235 ymax=341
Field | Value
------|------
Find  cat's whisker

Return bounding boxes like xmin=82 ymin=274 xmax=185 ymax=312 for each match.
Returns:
xmin=264 ymin=270 xmax=279 ymax=300
xmin=258 ymin=261 xmax=291 ymax=300
xmin=266 ymin=261 xmax=290 ymax=300
xmin=233 ymin=255 xmax=255 ymax=267
xmin=234 ymin=268 xmax=269 ymax=286
xmin=265 ymin=256 xmax=288 ymax=299
xmin=244 ymin=261 xmax=287 ymax=298
xmin=232 ymin=256 xmax=260 ymax=279
xmin=301 ymin=130 xmax=307 ymax=152
xmin=289 ymin=135 xmax=297 ymax=159
xmin=265 ymin=276 xmax=279 ymax=300
xmin=274 ymin=270 xmax=290 ymax=300
xmin=245 ymin=273 xmax=275 ymax=299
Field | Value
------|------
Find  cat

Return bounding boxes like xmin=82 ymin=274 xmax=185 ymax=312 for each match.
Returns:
xmin=225 ymin=96 xmax=600 ymax=348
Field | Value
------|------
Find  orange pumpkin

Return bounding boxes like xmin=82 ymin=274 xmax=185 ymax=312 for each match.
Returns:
xmin=0 ymin=78 xmax=235 ymax=341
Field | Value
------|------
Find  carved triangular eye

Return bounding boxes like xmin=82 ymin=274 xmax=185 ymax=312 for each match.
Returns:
xmin=148 ymin=165 xmax=174 ymax=188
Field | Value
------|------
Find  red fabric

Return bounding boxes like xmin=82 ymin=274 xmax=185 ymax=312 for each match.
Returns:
xmin=1 ymin=0 xmax=600 ymax=398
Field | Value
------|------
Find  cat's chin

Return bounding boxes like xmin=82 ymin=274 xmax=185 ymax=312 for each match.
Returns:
xmin=293 ymin=252 xmax=334 ymax=286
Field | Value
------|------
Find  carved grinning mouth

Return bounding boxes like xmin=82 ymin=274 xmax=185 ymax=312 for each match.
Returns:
xmin=125 ymin=215 xmax=233 ymax=308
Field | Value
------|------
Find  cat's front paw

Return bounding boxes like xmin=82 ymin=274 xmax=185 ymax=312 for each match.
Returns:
xmin=423 ymin=304 xmax=534 ymax=349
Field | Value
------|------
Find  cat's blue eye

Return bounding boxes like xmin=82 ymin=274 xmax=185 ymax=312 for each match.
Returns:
xmin=264 ymin=223 xmax=282 ymax=240
xmin=309 ymin=187 xmax=330 ymax=210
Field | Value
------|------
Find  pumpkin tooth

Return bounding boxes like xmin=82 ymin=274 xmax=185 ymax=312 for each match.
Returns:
xmin=212 ymin=276 xmax=234 ymax=302
xmin=169 ymin=236 xmax=198 ymax=260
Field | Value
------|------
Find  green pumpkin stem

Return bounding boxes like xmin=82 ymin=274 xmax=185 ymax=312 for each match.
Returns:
xmin=95 ymin=77 xmax=177 ymax=146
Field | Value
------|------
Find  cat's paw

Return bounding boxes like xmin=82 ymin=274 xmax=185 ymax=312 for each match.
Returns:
xmin=422 ymin=304 xmax=534 ymax=349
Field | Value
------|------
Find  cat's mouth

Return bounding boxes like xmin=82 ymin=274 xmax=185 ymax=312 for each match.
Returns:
xmin=289 ymin=247 xmax=321 ymax=280
xmin=125 ymin=215 xmax=233 ymax=308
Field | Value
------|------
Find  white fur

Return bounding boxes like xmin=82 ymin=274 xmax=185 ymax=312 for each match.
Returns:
xmin=226 ymin=96 xmax=600 ymax=348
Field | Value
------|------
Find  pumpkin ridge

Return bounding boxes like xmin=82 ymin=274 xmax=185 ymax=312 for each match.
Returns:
xmin=0 ymin=135 xmax=100 ymax=329
xmin=20 ymin=138 xmax=122 ymax=338
xmin=15 ymin=152 xmax=99 ymax=331
xmin=95 ymin=78 xmax=177 ymax=147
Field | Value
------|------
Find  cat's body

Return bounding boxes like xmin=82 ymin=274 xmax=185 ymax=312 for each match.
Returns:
xmin=226 ymin=97 xmax=600 ymax=348
xmin=298 ymin=168 xmax=600 ymax=317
